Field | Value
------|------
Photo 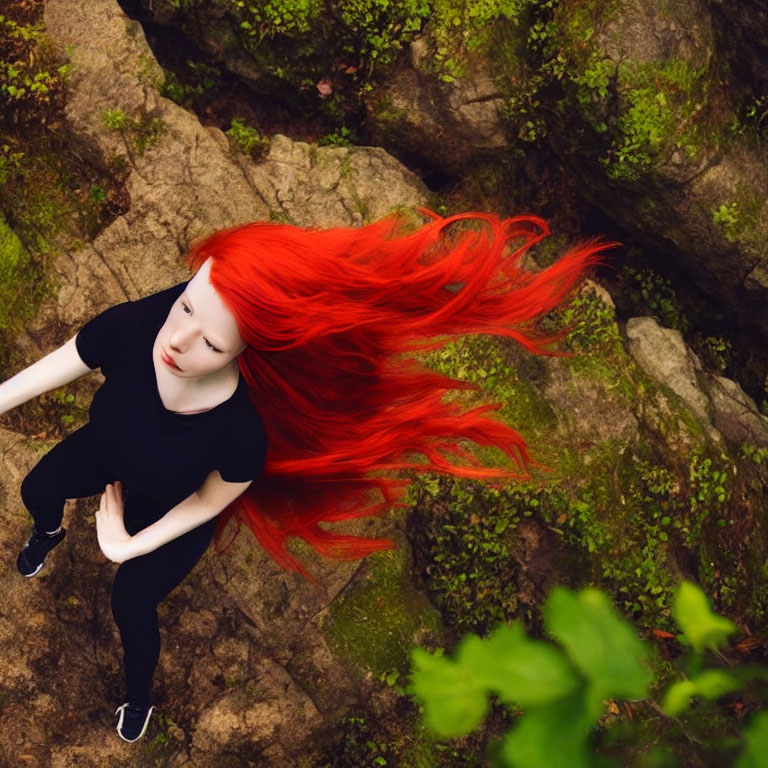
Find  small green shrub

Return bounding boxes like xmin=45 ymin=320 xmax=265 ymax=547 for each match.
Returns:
xmin=101 ymin=106 xmax=166 ymax=156
xmin=161 ymin=60 xmax=223 ymax=106
xmin=0 ymin=13 xmax=71 ymax=128
xmin=699 ymin=335 xmax=732 ymax=373
xmin=225 ymin=117 xmax=270 ymax=160
xmin=712 ymin=201 xmax=740 ymax=241
xmin=729 ymin=94 xmax=768 ymax=146
xmin=319 ymin=125 xmax=357 ymax=146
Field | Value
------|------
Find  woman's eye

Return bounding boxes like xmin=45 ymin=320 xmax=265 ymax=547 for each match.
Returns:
xmin=205 ymin=339 xmax=221 ymax=352
xmin=181 ymin=302 xmax=191 ymax=314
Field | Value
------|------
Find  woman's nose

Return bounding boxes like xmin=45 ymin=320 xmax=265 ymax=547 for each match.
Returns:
xmin=169 ymin=330 xmax=191 ymax=353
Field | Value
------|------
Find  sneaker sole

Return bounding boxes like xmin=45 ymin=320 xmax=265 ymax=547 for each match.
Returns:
xmin=17 ymin=530 xmax=66 ymax=578
xmin=20 ymin=561 xmax=45 ymax=578
xmin=115 ymin=704 xmax=155 ymax=742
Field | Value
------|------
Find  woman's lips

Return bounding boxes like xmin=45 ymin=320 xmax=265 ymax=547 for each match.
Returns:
xmin=161 ymin=349 xmax=182 ymax=371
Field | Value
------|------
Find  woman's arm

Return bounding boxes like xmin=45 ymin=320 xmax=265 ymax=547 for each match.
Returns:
xmin=96 ymin=471 xmax=253 ymax=563
xmin=0 ymin=335 xmax=93 ymax=417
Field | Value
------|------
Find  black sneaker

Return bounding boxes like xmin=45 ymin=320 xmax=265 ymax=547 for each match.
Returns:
xmin=115 ymin=702 xmax=155 ymax=742
xmin=16 ymin=527 xmax=67 ymax=578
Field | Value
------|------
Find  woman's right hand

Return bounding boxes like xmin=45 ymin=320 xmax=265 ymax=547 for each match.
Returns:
xmin=95 ymin=481 xmax=131 ymax=564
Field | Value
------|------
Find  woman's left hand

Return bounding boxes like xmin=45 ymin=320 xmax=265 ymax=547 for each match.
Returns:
xmin=95 ymin=480 xmax=131 ymax=564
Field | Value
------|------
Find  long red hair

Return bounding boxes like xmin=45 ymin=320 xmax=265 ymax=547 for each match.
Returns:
xmin=184 ymin=208 xmax=616 ymax=589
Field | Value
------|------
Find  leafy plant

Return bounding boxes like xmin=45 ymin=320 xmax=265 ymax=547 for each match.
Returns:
xmin=319 ymin=125 xmax=358 ymax=146
xmin=429 ymin=0 xmax=532 ymax=81
xmin=728 ymin=94 xmax=768 ymax=147
xmin=621 ymin=264 xmax=688 ymax=334
xmin=225 ymin=116 xmax=270 ymax=160
xmin=411 ymin=585 xmax=652 ymax=767
xmin=700 ymin=335 xmax=732 ymax=373
xmin=0 ymin=13 xmax=71 ymax=128
xmin=101 ymin=106 xmax=166 ymax=157
xmin=409 ymin=582 xmax=768 ymax=767
xmin=337 ymin=0 xmax=431 ymax=76
xmin=234 ymin=0 xmax=321 ymax=40
xmin=310 ymin=714 xmax=396 ymax=767
xmin=713 ymin=202 xmax=740 ymax=241
xmin=52 ymin=390 xmax=77 ymax=426
xmin=409 ymin=472 xmax=546 ymax=635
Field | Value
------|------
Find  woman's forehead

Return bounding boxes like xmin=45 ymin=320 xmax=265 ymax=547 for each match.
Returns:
xmin=185 ymin=259 xmax=242 ymax=344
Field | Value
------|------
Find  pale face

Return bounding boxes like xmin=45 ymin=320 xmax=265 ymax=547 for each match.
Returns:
xmin=154 ymin=258 xmax=247 ymax=380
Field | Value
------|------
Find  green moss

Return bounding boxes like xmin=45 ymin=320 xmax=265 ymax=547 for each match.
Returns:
xmin=602 ymin=58 xmax=711 ymax=182
xmin=421 ymin=332 xmax=557 ymax=448
xmin=470 ymin=164 xmax=501 ymax=197
xmin=551 ymin=289 xmax=640 ymax=408
xmin=427 ymin=0 xmax=528 ymax=82
xmin=398 ymin=714 xmax=487 ymax=767
xmin=370 ymin=95 xmax=411 ymax=139
xmin=0 ymin=215 xmax=36 ymax=334
xmin=136 ymin=51 xmax=164 ymax=91
xmin=322 ymin=541 xmax=443 ymax=679
xmin=142 ymin=710 xmax=182 ymax=765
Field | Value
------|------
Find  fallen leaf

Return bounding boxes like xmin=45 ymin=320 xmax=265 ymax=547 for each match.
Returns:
xmin=316 ymin=78 xmax=333 ymax=97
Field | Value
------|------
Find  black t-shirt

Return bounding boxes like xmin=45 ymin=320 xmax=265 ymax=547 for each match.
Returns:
xmin=75 ymin=281 xmax=268 ymax=524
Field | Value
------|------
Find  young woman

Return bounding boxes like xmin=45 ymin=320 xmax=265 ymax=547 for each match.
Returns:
xmin=2 ymin=208 xmax=613 ymax=743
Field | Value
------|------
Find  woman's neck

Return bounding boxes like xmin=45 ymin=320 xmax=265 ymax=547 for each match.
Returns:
xmin=154 ymin=355 xmax=240 ymax=413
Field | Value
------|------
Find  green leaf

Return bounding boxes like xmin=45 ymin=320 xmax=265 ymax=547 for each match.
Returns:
xmin=672 ymin=581 xmax=737 ymax=653
xmin=500 ymin=690 xmax=595 ymax=768
xmin=458 ymin=622 xmax=580 ymax=708
xmin=409 ymin=647 xmax=488 ymax=737
xmin=544 ymin=588 xmax=652 ymax=705
xmin=662 ymin=669 xmax=742 ymax=716
xmin=736 ymin=710 xmax=768 ymax=768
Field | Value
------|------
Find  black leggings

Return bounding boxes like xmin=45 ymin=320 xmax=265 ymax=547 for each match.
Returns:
xmin=20 ymin=423 xmax=216 ymax=706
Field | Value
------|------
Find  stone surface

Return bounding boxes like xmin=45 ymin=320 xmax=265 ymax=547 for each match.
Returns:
xmin=625 ymin=317 xmax=712 ymax=427
xmin=625 ymin=315 xmax=768 ymax=448
xmin=366 ymin=35 xmax=511 ymax=174
xmin=543 ymin=356 xmax=639 ymax=449
xmin=703 ymin=373 xmax=768 ymax=446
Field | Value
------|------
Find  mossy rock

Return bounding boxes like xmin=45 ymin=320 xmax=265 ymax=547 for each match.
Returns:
xmin=322 ymin=527 xmax=443 ymax=680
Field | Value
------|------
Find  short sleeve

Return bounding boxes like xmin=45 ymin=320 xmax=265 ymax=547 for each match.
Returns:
xmin=218 ymin=423 xmax=268 ymax=483
xmin=75 ymin=301 xmax=131 ymax=372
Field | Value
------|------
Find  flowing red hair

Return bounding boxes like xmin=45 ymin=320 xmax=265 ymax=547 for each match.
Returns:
xmin=184 ymin=208 xmax=616 ymax=590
